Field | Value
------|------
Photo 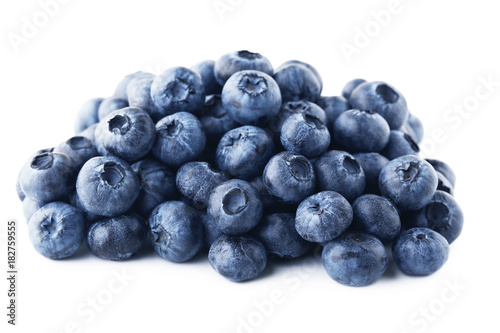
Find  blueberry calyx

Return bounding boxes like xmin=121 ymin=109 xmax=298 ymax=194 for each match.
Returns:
xmin=167 ymin=79 xmax=191 ymax=102
xmin=31 ymin=153 xmax=54 ymax=170
xmin=304 ymin=114 xmax=324 ymax=129
xmin=68 ymin=136 xmax=93 ymax=150
xmin=162 ymin=119 xmax=184 ymax=138
xmin=225 ymin=133 xmax=243 ymax=147
xmin=222 ymin=188 xmax=248 ymax=215
xmin=238 ymin=74 xmax=268 ymax=96
xmin=100 ymin=162 xmax=125 ymax=186
xmin=287 ymin=101 xmax=308 ymax=113
xmin=343 ymin=156 xmax=361 ymax=175
xmin=415 ymin=233 xmax=427 ymax=240
xmin=153 ymin=229 xmax=169 ymax=244
xmin=309 ymin=203 xmax=324 ymax=215
xmin=376 ymin=83 xmax=399 ymax=103
xmin=288 ymin=156 xmax=312 ymax=181
xmin=398 ymin=161 xmax=420 ymax=183
xmin=237 ymin=50 xmax=261 ymax=60
xmin=425 ymin=202 xmax=451 ymax=229
xmin=40 ymin=218 xmax=57 ymax=236
xmin=360 ymin=110 xmax=376 ymax=115
xmin=108 ymin=114 xmax=131 ymax=135
xmin=403 ymin=133 xmax=420 ymax=152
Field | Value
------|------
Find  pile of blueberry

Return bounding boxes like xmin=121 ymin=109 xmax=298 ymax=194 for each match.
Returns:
xmin=16 ymin=50 xmax=463 ymax=287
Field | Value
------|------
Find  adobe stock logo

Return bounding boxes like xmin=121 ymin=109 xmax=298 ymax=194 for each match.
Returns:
xmin=212 ymin=0 xmax=245 ymax=21
xmin=399 ymin=277 xmax=467 ymax=333
xmin=339 ymin=0 xmax=416 ymax=64
xmin=420 ymin=74 xmax=499 ymax=157
xmin=54 ymin=269 xmax=135 ymax=333
xmin=6 ymin=0 xmax=72 ymax=54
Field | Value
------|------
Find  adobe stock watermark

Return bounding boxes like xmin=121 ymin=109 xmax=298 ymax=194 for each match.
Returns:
xmin=420 ymin=74 xmax=499 ymax=157
xmin=234 ymin=247 xmax=322 ymax=333
xmin=212 ymin=0 xmax=245 ymax=21
xmin=6 ymin=0 xmax=72 ymax=54
xmin=399 ymin=277 xmax=467 ymax=333
xmin=339 ymin=0 xmax=416 ymax=64
xmin=141 ymin=63 xmax=165 ymax=75
xmin=53 ymin=268 xmax=135 ymax=333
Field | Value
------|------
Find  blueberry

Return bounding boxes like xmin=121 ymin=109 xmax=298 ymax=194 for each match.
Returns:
xmin=176 ymin=161 xmax=229 ymax=209
xmin=191 ymin=60 xmax=222 ymax=95
xmin=20 ymin=152 xmax=76 ymax=203
xmin=316 ymin=96 xmax=350 ymax=129
xmin=435 ymin=171 xmax=454 ymax=195
xmin=250 ymin=178 xmax=297 ymax=214
xmin=263 ymin=152 xmax=316 ymax=204
xmin=349 ymin=81 xmax=409 ymax=129
xmin=295 ymin=191 xmax=353 ymax=243
xmin=78 ymin=123 xmax=98 ymax=143
xmin=54 ymin=136 xmax=98 ymax=169
xmin=400 ymin=122 xmax=418 ymax=144
xmin=341 ymin=78 xmax=366 ymax=100
xmin=216 ymin=126 xmax=274 ymax=180
xmin=97 ymin=96 xmax=129 ymax=121
xmin=352 ymin=194 xmax=401 ymax=244
xmin=131 ymin=158 xmax=178 ymax=217
xmin=114 ymin=71 xmax=154 ymax=101
xmin=95 ymin=107 xmax=156 ymax=162
xmin=403 ymin=191 xmax=463 ymax=244
xmin=221 ymin=70 xmax=281 ymax=126
xmin=269 ymin=100 xmax=327 ymax=142
xmin=148 ymin=201 xmax=203 ymax=263
xmin=23 ymin=198 xmax=46 ymax=221
xmin=214 ymin=50 xmax=274 ymax=86
xmin=69 ymin=191 xmax=104 ymax=225
xmin=152 ymin=112 xmax=206 ymax=168
xmin=16 ymin=148 xmax=54 ymax=201
xmin=74 ymin=97 xmax=104 ymax=134
xmin=253 ymin=212 xmax=311 ymax=259
xmin=322 ymin=231 xmax=388 ymax=287
xmin=400 ymin=113 xmax=424 ymax=144
xmin=16 ymin=170 xmax=26 ymax=201
xmin=151 ymin=67 xmax=205 ymax=116
xmin=314 ymin=150 xmax=365 ymax=202
xmin=280 ymin=113 xmax=330 ymax=158
xmin=200 ymin=211 xmax=225 ymax=248
xmin=352 ymin=152 xmax=389 ymax=194
xmin=277 ymin=60 xmax=323 ymax=92
xmin=405 ymin=113 xmax=424 ymax=143
xmin=200 ymin=95 xmax=238 ymax=145
xmin=87 ymin=213 xmax=147 ymax=260
xmin=333 ymin=109 xmax=390 ymax=153
xmin=76 ymin=156 xmax=140 ymax=217
xmin=273 ymin=63 xmax=322 ymax=102
xmin=127 ymin=76 xmax=164 ymax=122
xmin=207 ymin=179 xmax=263 ymax=235
xmin=249 ymin=176 xmax=280 ymax=211
xmin=392 ymin=227 xmax=449 ymax=276
xmin=208 ymin=234 xmax=267 ymax=282
xmin=379 ymin=155 xmax=437 ymax=211
xmin=426 ymin=159 xmax=456 ymax=187
xmin=28 ymin=202 xmax=85 ymax=259
xmin=381 ymin=130 xmax=420 ymax=160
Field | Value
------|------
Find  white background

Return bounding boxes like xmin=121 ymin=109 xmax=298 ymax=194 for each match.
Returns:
xmin=1 ymin=1 xmax=499 ymax=332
